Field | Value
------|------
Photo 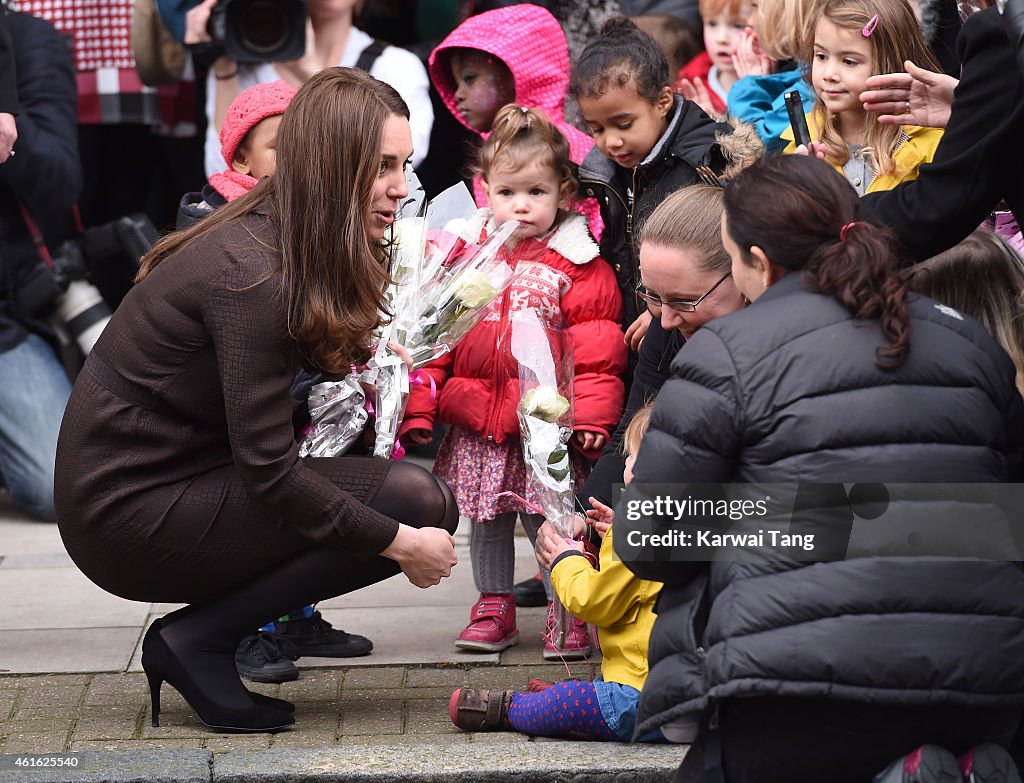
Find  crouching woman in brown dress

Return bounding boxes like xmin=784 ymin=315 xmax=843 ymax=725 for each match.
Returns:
xmin=53 ymin=68 xmax=459 ymax=734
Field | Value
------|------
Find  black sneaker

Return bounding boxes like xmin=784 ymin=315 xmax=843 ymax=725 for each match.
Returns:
xmin=270 ymin=610 xmax=373 ymax=658
xmin=512 ymin=574 xmax=547 ymax=608
xmin=234 ymin=632 xmax=300 ymax=683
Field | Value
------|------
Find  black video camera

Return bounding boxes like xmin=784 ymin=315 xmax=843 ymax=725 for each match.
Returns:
xmin=206 ymin=0 xmax=307 ymax=63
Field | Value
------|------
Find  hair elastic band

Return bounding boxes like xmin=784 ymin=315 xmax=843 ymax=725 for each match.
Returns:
xmin=862 ymin=14 xmax=880 ymax=36
xmin=840 ymin=221 xmax=863 ymax=241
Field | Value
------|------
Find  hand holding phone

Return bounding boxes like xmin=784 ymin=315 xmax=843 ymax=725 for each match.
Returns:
xmin=785 ymin=90 xmax=812 ymax=149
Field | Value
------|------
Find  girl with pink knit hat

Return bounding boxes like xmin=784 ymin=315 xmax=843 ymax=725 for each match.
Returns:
xmin=177 ymin=81 xmax=297 ymax=229
xmin=428 ymin=4 xmax=603 ymax=239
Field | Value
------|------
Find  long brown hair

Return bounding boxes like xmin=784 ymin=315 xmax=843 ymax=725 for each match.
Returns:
xmin=137 ymin=68 xmax=410 ymax=375
xmin=806 ymin=0 xmax=939 ymax=177
xmin=723 ymin=154 xmax=911 ymax=368
xmin=908 ymin=230 xmax=1024 ymax=394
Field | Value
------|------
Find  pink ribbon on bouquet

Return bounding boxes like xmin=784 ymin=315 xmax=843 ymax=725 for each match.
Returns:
xmin=496 ymin=490 xmax=546 ymax=516
xmin=409 ymin=370 xmax=437 ymax=401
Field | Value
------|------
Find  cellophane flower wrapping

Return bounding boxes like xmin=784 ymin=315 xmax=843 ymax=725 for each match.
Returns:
xmin=510 ymin=308 xmax=578 ymax=648
xmin=366 ymin=181 xmax=522 ymax=458
xmin=298 ymin=373 xmax=368 ymax=458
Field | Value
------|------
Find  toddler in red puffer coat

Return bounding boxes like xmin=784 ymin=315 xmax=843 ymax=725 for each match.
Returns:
xmin=401 ymin=104 xmax=626 ymax=662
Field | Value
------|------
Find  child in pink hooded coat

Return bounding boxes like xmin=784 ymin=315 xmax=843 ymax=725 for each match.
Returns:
xmin=428 ymin=4 xmax=603 ymax=239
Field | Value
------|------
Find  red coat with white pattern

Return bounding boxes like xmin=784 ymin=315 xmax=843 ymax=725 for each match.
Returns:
xmin=400 ymin=212 xmax=626 ymax=460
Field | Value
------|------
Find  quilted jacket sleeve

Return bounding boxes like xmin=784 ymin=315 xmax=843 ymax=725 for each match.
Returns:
xmin=561 ymin=255 xmax=627 ymax=459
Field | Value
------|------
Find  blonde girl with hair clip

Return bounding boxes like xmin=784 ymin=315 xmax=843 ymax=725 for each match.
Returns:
xmin=784 ymin=0 xmax=945 ymax=194
xmin=401 ymin=103 xmax=627 ymax=662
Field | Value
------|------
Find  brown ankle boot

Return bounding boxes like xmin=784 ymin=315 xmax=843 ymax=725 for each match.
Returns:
xmin=448 ymin=687 xmax=513 ymax=731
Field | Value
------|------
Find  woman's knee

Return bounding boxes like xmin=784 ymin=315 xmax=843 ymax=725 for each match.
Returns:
xmin=372 ymin=461 xmax=459 ymax=534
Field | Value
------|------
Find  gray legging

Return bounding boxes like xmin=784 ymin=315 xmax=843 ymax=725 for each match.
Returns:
xmin=469 ymin=512 xmax=552 ymax=599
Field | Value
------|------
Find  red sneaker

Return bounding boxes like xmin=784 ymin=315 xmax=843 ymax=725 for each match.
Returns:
xmin=543 ymin=601 xmax=592 ymax=660
xmin=454 ymin=594 xmax=519 ymax=652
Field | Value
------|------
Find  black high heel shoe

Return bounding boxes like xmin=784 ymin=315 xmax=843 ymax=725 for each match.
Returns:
xmin=141 ymin=623 xmax=294 ymax=733
xmin=148 ymin=617 xmax=294 ymax=714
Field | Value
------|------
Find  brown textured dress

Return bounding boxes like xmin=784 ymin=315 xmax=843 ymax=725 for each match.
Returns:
xmin=54 ymin=208 xmax=397 ymax=603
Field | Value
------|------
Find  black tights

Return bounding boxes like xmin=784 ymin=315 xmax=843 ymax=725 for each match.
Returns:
xmin=159 ymin=461 xmax=458 ymax=710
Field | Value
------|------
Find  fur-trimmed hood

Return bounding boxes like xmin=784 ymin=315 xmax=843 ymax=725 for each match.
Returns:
xmin=455 ymin=209 xmax=600 ymax=266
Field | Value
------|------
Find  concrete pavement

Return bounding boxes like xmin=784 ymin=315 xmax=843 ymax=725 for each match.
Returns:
xmin=0 ymin=488 xmax=686 ymax=782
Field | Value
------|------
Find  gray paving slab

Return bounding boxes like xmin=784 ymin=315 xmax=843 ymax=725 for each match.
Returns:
xmin=0 ymin=517 xmax=65 ymax=556
xmin=0 ymin=554 xmax=75 ymax=570
xmin=0 ymin=569 xmax=149 ymax=631
xmin=0 ymin=629 xmax=141 ymax=674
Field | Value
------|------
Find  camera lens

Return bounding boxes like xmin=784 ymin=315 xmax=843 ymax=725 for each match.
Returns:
xmin=53 ymin=280 xmax=112 ymax=356
xmin=239 ymin=0 xmax=290 ymax=54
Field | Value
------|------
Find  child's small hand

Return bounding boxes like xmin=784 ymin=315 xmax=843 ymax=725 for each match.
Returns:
xmin=534 ymin=520 xmax=583 ymax=571
xmin=586 ymin=496 xmax=614 ymax=539
xmin=733 ymin=28 xmax=774 ymax=79
xmin=575 ymin=431 xmax=606 ymax=451
xmin=625 ymin=310 xmax=653 ymax=352
xmin=794 ymin=141 xmax=827 ymax=160
xmin=387 ymin=341 xmax=414 ymax=371
xmin=404 ymin=428 xmax=433 ymax=445
xmin=678 ymin=77 xmax=717 ymax=120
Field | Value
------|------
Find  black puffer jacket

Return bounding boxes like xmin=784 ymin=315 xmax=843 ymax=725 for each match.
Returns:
xmin=578 ymin=315 xmax=684 ymax=509
xmin=578 ymin=96 xmax=729 ymax=329
xmin=617 ymin=274 xmax=1024 ymax=737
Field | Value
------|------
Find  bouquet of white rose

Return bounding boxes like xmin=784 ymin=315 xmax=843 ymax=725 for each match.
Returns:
xmin=365 ymin=184 xmax=523 ymax=458
xmin=508 ymin=308 xmax=579 ymax=648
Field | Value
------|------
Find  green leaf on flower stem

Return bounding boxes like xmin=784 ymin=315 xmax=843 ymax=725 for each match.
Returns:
xmin=549 ymin=466 xmax=570 ymax=482
xmin=548 ymin=447 xmax=567 ymax=466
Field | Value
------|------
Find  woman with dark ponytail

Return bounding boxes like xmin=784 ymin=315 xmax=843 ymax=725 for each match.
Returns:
xmin=617 ymin=154 xmax=1024 ymax=782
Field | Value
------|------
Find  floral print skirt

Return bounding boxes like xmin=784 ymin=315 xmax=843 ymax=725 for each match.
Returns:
xmin=433 ymin=426 xmax=590 ymax=522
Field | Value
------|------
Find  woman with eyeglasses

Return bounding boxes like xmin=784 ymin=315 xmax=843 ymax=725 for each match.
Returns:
xmin=618 ymin=154 xmax=1024 ymax=783
xmin=576 ymin=184 xmax=745 ymax=540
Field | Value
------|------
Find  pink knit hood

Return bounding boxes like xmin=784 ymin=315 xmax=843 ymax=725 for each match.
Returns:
xmin=428 ymin=5 xmax=592 ymax=166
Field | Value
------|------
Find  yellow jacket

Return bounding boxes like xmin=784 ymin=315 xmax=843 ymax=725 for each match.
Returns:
xmin=550 ymin=526 xmax=661 ymax=691
xmin=781 ymin=110 xmax=944 ymax=193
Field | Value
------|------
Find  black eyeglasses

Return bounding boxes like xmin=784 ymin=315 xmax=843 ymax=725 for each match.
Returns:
xmin=635 ymin=271 xmax=732 ymax=313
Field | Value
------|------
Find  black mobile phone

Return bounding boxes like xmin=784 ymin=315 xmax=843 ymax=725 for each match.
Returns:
xmin=784 ymin=90 xmax=812 ymax=149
